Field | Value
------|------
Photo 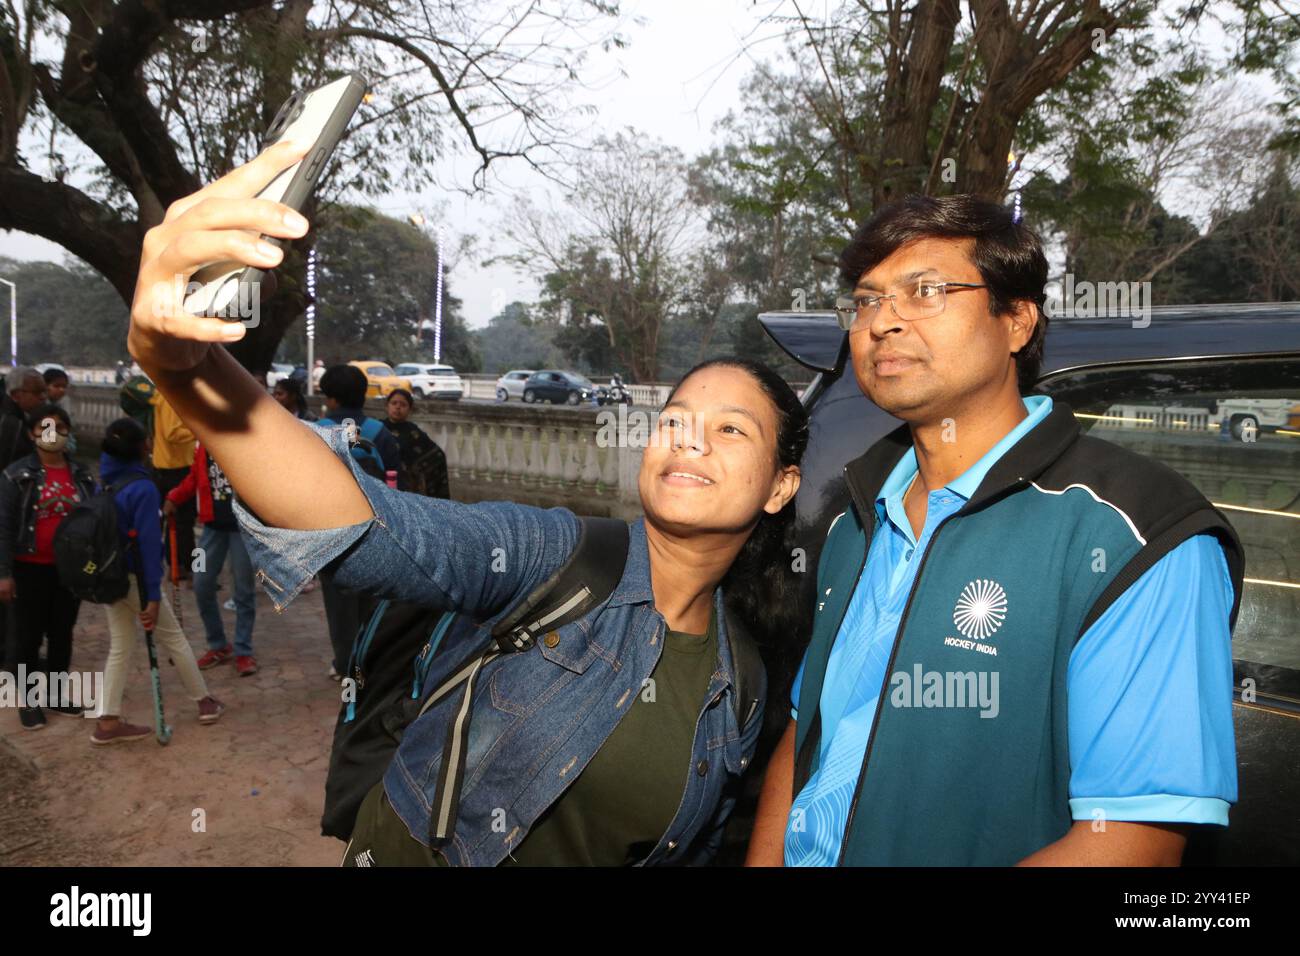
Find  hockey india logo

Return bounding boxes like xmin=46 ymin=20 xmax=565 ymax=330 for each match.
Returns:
xmin=953 ymin=579 xmax=1008 ymax=641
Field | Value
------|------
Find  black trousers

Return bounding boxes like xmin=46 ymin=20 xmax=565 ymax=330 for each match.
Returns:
xmin=153 ymin=465 xmax=196 ymax=580
xmin=8 ymin=562 xmax=82 ymax=702
xmin=320 ymin=568 xmax=363 ymax=673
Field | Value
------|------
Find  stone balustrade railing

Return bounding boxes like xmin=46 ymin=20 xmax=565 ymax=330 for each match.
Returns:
xmin=66 ymin=384 xmax=645 ymax=520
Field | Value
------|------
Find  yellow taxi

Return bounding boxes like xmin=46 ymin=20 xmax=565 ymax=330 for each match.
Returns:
xmin=350 ymin=361 xmax=412 ymax=399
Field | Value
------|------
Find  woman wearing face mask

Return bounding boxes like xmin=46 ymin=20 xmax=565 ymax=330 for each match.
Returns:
xmin=0 ymin=405 xmax=97 ymax=729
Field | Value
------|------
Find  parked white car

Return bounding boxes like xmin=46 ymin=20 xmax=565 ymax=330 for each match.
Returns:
xmin=395 ymin=363 xmax=464 ymax=400
xmin=265 ymin=362 xmax=295 ymax=388
xmin=494 ymin=369 xmax=536 ymax=402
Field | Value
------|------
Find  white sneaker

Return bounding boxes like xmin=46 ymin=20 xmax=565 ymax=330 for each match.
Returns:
xmin=223 ymin=598 xmax=236 ymax=611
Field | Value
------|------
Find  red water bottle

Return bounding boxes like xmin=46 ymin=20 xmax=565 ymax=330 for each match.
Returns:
xmin=385 ymin=470 xmax=398 ymax=489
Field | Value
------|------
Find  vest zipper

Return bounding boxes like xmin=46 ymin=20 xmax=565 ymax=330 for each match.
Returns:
xmin=834 ymin=508 xmax=960 ymax=866
xmin=792 ymin=482 xmax=873 ymax=815
xmin=832 ymin=474 xmax=1031 ymax=866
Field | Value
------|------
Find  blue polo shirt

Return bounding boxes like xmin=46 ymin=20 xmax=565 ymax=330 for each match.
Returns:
xmin=786 ymin=395 xmax=1237 ymax=866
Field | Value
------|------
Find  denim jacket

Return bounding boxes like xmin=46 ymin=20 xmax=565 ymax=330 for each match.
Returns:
xmin=233 ymin=420 xmax=766 ymax=866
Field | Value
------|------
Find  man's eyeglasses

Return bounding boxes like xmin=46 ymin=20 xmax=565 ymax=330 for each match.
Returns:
xmin=834 ymin=280 xmax=988 ymax=332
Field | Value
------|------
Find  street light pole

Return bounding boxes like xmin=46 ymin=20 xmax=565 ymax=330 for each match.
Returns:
xmin=408 ymin=212 xmax=444 ymax=362
xmin=305 ymin=248 xmax=317 ymax=396
xmin=433 ymin=223 xmax=444 ymax=364
xmin=0 ymin=278 xmax=15 ymax=366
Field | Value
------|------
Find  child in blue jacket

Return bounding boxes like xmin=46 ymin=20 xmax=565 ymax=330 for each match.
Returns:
xmin=93 ymin=417 xmax=224 ymax=745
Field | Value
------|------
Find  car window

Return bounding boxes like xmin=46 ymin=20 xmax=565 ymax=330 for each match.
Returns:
xmin=394 ymin=365 xmax=415 ymax=375
xmin=1039 ymin=355 xmax=1300 ymax=700
xmin=370 ymin=364 xmax=395 ymax=376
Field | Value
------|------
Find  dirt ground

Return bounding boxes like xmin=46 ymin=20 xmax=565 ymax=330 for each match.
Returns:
xmin=0 ymin=579 xmax=344 ymax=866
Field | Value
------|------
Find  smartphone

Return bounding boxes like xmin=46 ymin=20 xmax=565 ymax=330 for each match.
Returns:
xmin=183 ymin=73 xmax=368 ymax=321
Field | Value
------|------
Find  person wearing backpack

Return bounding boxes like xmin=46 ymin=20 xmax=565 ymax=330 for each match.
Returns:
xmin=92 ymin=417 xmax=223 ymax=745
xmin=318 ymin=365 xmax=401 ymax=483
xmin=316 ymin=365 xmax=402 ymax=682
xmin=0 ymin=405 xmax=96 ymax=729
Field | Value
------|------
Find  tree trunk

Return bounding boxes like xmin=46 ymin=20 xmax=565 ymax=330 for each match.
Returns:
xmin=875 ymin=0 xmax=962 ymax=207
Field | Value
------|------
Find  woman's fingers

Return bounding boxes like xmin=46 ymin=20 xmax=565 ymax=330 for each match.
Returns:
xmin=177 ymin=195 xmax=309 ymax=240
xmin=155 ymin=224 xmax=285 ymax=280
xmin=162 ymin=139 xmax=312 ymax=224
xmin=155 ymin=309 xmax=252 ymax=344
xmin=131 ymin=139 xmax=313 ymax=365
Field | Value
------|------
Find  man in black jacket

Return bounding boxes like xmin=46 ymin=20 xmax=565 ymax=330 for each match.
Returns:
xmin=0 ymin=366 xmax=46 ymax=472
xmin=0 ymin=365 xmax=46 ymax=678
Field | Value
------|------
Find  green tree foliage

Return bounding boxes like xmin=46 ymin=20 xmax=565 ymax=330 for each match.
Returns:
xmin=0 ymin=256 xmax=129 ymax=366
xmin=471 ymin=301 xmax=568 ymax=374
xmin=307 ymin=206 xmax=478 ymax=371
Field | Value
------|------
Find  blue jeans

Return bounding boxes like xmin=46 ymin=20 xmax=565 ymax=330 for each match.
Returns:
xmin=193 ymin=524 xmax=256 ymax=656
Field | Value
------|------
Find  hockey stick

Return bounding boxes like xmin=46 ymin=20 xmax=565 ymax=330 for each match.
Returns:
xmin=167 ymin=514 xmax=183 ymax=630
xmin=128 ymin=529 xmax=172 ymax=745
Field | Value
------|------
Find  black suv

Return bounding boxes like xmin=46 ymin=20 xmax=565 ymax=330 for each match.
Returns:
xmin=753 ymin=302 xmax=1300 ymax=866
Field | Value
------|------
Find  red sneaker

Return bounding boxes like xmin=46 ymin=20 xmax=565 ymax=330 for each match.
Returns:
xmin=198 ymin=696 xmax=225 ymax=724
xmin=235 ymin=655 xmax=258 ymax=677
xmin=196 ymin=645 xmax=234 ymax=669
xmin=91 ymin=720 xmax=151 ymax=745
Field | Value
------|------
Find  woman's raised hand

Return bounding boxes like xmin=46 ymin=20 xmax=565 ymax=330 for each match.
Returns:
xmin=128 ymin=139 xmax=313 ymax=374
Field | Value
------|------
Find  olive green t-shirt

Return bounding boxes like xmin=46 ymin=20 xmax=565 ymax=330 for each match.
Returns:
xmin=343 ymin=609 xmax=719 ymax=867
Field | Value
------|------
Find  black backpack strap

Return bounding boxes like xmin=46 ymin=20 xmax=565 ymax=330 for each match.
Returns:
xmin=105 ymin=473 xmax=151 ymax=495
xmin=424 ymin=515 xmax=630 ymax=850
xmin=489 ymin=516 xmax=630 ymax=652
xmin=722 ymin=604 xmax=763 ymax=730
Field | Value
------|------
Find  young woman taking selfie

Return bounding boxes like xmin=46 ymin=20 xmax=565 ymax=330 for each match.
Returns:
xmin=127 ymin=143 xmax=807 ymax=865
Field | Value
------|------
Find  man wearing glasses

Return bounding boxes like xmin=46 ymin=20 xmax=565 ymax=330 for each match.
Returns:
xmin=0 ymin=367 xmax=47 ymax=472
xmin=747 ymin=194 xmax=1244 ymax=866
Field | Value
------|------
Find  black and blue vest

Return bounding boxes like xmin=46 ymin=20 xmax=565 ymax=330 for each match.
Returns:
xmin=793 ymin=402 xmax=1245 ymax=865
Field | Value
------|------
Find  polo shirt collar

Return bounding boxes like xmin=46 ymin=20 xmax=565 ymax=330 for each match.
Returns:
xmin=873 ymin=395 xmax=1054 ymax=524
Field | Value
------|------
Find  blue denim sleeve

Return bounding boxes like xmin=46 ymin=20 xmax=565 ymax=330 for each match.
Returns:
xmin=232 ymin=420 xmax=580 ymax=614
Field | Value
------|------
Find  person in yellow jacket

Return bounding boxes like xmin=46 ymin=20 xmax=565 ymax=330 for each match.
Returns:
xmin=149 ymin=390 xmax=197 ymax=583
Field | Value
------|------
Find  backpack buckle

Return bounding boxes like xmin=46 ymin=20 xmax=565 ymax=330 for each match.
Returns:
xmin=498 ymin=627 xmax=534 ymax=653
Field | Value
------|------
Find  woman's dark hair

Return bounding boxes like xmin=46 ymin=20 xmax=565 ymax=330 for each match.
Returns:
xmin=28 ymin=402 xmax=71 ymax=432
xmin=274 ymin=376 xmax=309 ymax=417
xmin=319 ymin=364 xmax=368 ymax=408
xmin=839 ymin=194 xmax=1049 ymax=392
xmin=664 ymin=357 xmax=810 ymax=704
xmin=102 ymin=416 xmax=148 ymax=461
xmin=386 ymin=388 xmax=414 ymax=407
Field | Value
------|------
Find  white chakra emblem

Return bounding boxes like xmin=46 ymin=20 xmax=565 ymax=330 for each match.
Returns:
xmin=953 ymin=579 xmax=1007 ymax=640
